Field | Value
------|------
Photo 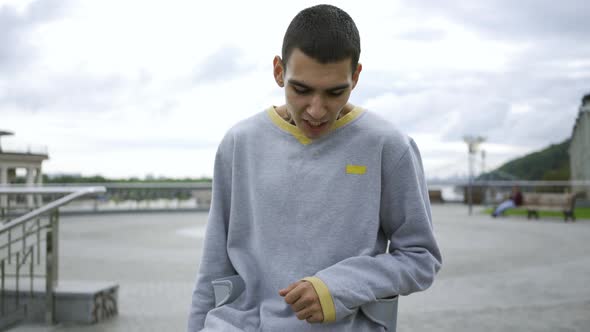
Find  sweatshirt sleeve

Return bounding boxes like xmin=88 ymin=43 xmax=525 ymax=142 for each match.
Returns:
xmin=187 ymin=133 xmax=236 ymax=332
xmin=314 ymin=138 xmax=442 ymax=322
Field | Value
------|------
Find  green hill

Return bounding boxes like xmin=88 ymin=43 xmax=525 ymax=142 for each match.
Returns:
xmin=479 ymin=139 xmax=571 ymax=181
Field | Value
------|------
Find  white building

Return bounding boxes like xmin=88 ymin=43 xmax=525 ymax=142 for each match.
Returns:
xmin=569 ymin=94 xmax=590 ymax=198
xmin=0 ymin=130 xmax=49 ymax=209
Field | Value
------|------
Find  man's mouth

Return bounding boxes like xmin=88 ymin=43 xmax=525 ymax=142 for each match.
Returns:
xmin=302 ymin=119 xmax=331 ymax=137
xmin=306 ymin=119 xmax=327 ymax=127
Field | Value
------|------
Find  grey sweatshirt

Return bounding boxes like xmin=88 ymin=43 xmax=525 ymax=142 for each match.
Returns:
xmin=187 ymin=107 xmax=442 ymax=331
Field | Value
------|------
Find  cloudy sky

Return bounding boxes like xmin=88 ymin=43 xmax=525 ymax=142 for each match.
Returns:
xmin=1 ymin=0 xmax=588 ymax=179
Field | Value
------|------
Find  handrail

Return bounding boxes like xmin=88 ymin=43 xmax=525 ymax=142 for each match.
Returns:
xmin=0 ymin=187 xmax=105 ymax=194
xmin=427 ymin=180 xmax=590 ymax=187
xmin=0 ymin=186 xmax=106 ymax=231
xmin=476 ymin=180 xmax=590 ymax=186
xmin=40 ymin=182 xmax=212 ymax=189
xmin=0 ymin=186 xmax=106 ymax=326
xmin=3 ymin=180 xmax=587 ymax=188
xmin=0 ymin=143 xmax=48 ymax=156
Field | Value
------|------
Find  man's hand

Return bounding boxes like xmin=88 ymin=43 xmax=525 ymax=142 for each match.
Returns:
xmin=279 ymin=280 xmax=324 ymax=323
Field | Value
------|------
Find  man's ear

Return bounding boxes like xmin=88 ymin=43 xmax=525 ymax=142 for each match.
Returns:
xmin=351 ymin=63 xmax=362 ymax=90
xmin=273 ymin=56 xmax=285 ymax=87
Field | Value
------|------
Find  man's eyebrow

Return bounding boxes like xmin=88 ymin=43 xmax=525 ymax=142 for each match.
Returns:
xmin=288 ymin=79 xmax=350 ymax=91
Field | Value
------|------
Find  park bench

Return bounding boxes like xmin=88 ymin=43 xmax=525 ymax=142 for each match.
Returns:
xmin=521 ymin=192 xmax=580 ymax=222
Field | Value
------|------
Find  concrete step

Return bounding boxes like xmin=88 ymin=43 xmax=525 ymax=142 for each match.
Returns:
xmin=0 ymin=305 xmax=26 ymax=330
xmin=2 ymin=280 xmax=118 ymax=325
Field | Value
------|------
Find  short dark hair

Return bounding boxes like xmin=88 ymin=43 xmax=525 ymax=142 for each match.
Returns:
xmin=282 ymin=4 xmax=361 ymax=72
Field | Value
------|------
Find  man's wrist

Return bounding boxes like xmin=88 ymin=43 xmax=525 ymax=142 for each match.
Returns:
xmin=301 ymin=276 xmax=336 ymax=323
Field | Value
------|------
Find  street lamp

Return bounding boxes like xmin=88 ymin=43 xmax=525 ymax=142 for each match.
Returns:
xmin=463 ymin=135 xmax=486 ymax=215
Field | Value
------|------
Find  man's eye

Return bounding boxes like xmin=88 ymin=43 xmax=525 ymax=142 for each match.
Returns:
xmin=293 ymin=86 xmax=309 ymax=94
xmin=329 ymin=90 xmax=345 ymax=96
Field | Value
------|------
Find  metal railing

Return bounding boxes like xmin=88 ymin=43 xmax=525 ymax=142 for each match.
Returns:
xmin=29 ymin=182 xmax=213 ymax=213
xmin=3 ymin=180 xmax=585 ymax=215
xmin=0 ymin=143 xmax=48 ymax=156
xmin=427 ymin=180 xmax=590 ymax=213
xmin=0 ymin=187 xmax=105 ymax=329
xmin=427 ymin=179 xmax=590 ymax=187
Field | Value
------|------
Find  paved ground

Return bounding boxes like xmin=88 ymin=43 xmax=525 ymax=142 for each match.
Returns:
xmin=9 ymin=204 xmax=590 ymax=331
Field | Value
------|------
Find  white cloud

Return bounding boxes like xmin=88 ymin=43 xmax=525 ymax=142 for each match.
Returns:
xmin=1 ymin=0 xmax=588 ymax=179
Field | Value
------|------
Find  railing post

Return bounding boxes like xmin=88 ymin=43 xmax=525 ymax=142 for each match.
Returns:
xmin=15 ymin=252 xmax=20 ymax=307
xmin=37 ymin=218 xmax=41 ymax=264
xmin=45 ymin=209 xmax=60 ymax=324
xmin=50 ymin=209 xmax=59 ymax=286
xmin=29 ymin=251 xmax=33 ymax=298
xmin=0 ymin=166 xmax=7 ymax=213
xmin=21 ymin=222 xmax=26 ymax=260
xmin=7 ymin=231 xmax=11 ymax=264
xmin=468 ymin=179 xmax=473 ymax=215
xmin=45 ymin=230 xmax=55 ymax=324
xmin=1 ymin=259 xmax=4 ymax=315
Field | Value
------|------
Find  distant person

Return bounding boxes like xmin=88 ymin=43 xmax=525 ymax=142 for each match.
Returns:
xmin=187 ymin=5 xmax=442 ymax=331
xmin=492 ymin=186 xmax=523 ymax=217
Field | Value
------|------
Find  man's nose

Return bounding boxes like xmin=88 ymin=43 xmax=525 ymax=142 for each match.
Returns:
xmin=307 ymin=95 xmax=327 ymax=120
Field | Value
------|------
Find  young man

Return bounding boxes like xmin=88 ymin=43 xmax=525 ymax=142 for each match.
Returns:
xmin=188 ymin=5 xmax=441 ymax=331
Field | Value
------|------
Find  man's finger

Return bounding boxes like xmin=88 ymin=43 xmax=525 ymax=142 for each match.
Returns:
xmin=306 ymin=312 xmax=323 ymax=324
xmin=295 ymin=305 xmax=316 ymax=320
xmin=283 ymin=282 xmax=309 ymax=304
xmin=291 ymin=296 xmax=310 ymax=312
xmin=291 ymin=301 xmax=303 ymax=312
xmin=291 ymin=290 xmax=316 ymax=312
xmin=278 ymin=281 xmax=300 ymax=297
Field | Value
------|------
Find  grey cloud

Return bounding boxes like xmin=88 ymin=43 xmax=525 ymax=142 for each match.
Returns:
xmin=0 ymin=67 xmax=185 ymax=117
xmin=0 ymin=1 xmax=136 ymax=116
xmin=394 ymin=27 xmax=446 ymax=42
xmin=0 ymin=6 xmax=34 ymax=73
xmin=356 ymin=1 xmax=590 ymax=150
xmin=93 ymin=137 xmax=218 ymax=151
xmin=193 ymin=46 xmax=246 ymax=83
xmin=25 ymin=0 xmax=71 ymax=23
xmin=405 ymin=0 xmax=589 ymax=43
xmin=351 ymin=69 xmax=438 ymax=106
xmin=365 ymin=67 xmax=586 ymax=148
xmin=0 ymin=0 xmax=71 ymax=73
xmin=0 ymin=73 xmax=126 ymax=113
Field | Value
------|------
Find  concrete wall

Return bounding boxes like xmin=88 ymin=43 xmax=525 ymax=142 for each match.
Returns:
xmin=570 ymin=102 xmax=590 ymax=198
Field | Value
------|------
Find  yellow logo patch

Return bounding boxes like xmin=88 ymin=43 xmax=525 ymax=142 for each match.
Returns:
xmin=346 ymin=165 xmax=366 ymax=175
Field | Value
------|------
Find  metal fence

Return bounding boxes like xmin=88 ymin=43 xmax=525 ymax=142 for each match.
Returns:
xmin=0 ymin=187 xmax=105 ymax=329
xmin=427 ymin=180 xmax=590 ymax=214
xmin=1 ymin=180 xmax=588 ymax=216
xmin=0 ymin=143 xmax=48 ymax=156
xmin=14 ymin=183 xmax=214 ymax=214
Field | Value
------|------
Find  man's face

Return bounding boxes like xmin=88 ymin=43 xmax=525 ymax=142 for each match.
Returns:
xmin=273 ymin=48 xmax=362 ymax=139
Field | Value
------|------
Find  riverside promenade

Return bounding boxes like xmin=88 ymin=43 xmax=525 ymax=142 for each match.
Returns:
xmin=10 ymin=204 xmax=590 ymax=332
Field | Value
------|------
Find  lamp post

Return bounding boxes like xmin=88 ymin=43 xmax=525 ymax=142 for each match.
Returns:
xmin=481 ymin=150 xmax=486 ymax=175
xmin=463 ymin=135 xmax=486 ymax=215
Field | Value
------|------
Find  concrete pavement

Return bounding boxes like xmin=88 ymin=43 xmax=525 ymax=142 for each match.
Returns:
xmin=9 ymin=204 xmax=590 ymax=331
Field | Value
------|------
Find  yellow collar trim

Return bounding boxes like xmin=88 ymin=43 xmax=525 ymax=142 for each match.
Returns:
xmin=266 ymin=106 xmax=364 ymax=145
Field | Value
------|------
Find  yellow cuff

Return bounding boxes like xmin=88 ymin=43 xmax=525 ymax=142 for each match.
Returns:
xmin=302 ymin=276 xmax=336 ymax=323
